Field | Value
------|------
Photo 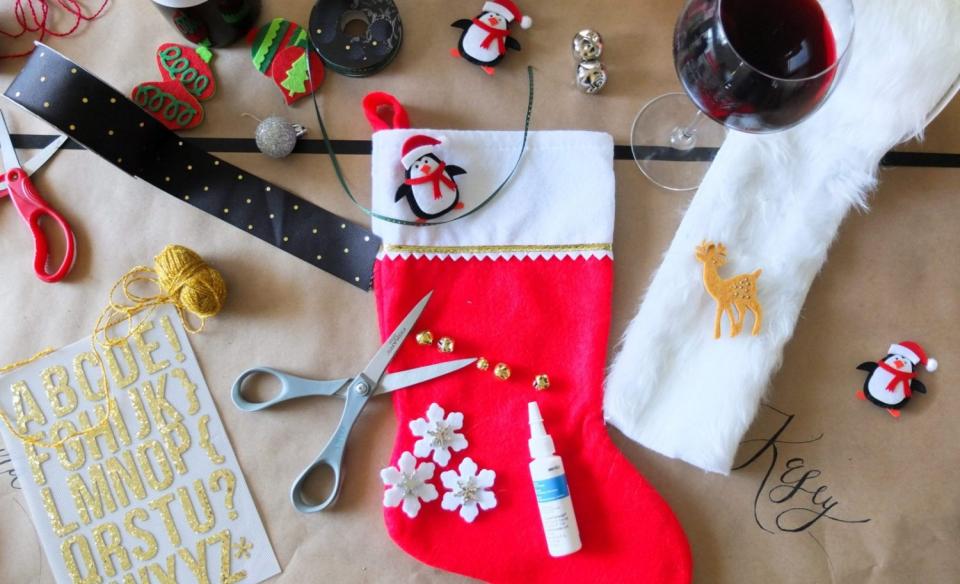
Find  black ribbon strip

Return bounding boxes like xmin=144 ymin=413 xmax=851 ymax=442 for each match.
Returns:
xmin=3 ymin=44 xmax=380 ymax=291
xmin=10 ymin=135 xmax=957 ymax=168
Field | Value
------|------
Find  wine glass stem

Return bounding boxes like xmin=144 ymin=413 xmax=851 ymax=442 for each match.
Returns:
xmin=669 ymin=110 xmax=706 ymax=151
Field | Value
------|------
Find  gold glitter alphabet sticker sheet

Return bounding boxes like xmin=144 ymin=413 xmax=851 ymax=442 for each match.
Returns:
xmin=0 ymin=305 xmax=280 ymax=584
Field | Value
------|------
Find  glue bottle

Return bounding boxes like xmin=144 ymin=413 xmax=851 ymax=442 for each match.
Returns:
xmin=528 ymin=402 xmax=582 ymax=557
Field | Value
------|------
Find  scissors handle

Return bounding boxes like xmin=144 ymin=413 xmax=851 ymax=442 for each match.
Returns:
xmin=290 ymin=374 xmax=375 ymax=512
xmin=5 ymin=167 xmax=76 ymax=283
xmin=231 ymin=367 xmax=348 ymax=412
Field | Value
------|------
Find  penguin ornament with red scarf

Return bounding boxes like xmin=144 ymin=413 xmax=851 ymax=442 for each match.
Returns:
xmin=395 ymin=135 xmax=467 ymax=222
xmin=451 ymin=0 xmax=532 ymax=75
xmin=856 ymin=340 xmax=937 ymax=418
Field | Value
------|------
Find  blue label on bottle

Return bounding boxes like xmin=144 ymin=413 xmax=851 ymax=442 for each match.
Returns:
xmin=534 ymin=475 xmax=570 ymax=502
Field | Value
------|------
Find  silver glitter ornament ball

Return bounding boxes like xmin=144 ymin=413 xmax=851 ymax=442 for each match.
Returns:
xmin=572 ymin=29 xmax=604 ymax=62
xmin=255 ymin=116 xmax=307 ymax=159
xmin=576 ymin=60 xmax=608 ymax=94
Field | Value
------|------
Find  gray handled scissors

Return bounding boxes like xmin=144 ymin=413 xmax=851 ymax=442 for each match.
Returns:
xmin=232 ymin=291 xmax=475 ymax=513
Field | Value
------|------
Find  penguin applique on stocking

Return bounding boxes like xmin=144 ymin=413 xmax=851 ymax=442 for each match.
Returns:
xmin=856 ymin=340 xmax=937 ymax=418
xmin=395 ymin=135 xmax=466 ymax=222
xmin=451 ymin=0 xmax=532 ymax=75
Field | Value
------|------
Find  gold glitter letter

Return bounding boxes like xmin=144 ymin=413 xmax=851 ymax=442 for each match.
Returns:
xmin=121 ymin=567 xmax=153 ymax=584
xmin=148 ymin=492 xmax=182 ymax=547
xmin=61 ymin=534 xmax=102 ymax=584
xmin=24 ymin=443 xmax=50 ymax=485
xmin=161 ymin=421 xmax=190 ymax=476
xmin=41 ymin=486 xmax=79 ymax=536
xmin=73 ymin=351 xmax=107 ymax=401
xmin=171 ymin=368 xmax=200 ymax=415
xmin=148 ymin=555 xmax=178 ymax=584
xmin=51 ymin=420 xmax=85 ymax=471
xmin=67 ymin=464 xmax=117 ymax=524
xmin=160 ymin=315 xmax=186 ymax=363
xmin=91 ymin=522 xmax=131 ymax=577
xmin=41 ymin=365 xmax=79 ymax=417
xmin=79 ymin=396 xmax=131 ymax=455
xmin=198 ymin=415 xmax=225 ymax=465
xmin=209 ymin=529 xmax=247 ymax=584
xmin=105 ymin=450 xmax=147 ymax=506
xmin=132 ymin=320 xmax=170 ymax=375
xmin=177 ymin=537 xmax=211 ymax=584
xmin=124 ymin=508 xmax=158 ymax=562
xmin=137 ymin=439 xmax=174 ymax=491
xmin=126 ymin=388 xmax=151 ymax=439
xmin=178 ymin=479 xmax=215 ymax=534
xmin=11 ymin=381 xmax=47 ymax=433
xmin=103 ymin=341 xmax=140 ymax=389
xmin=142 ymin=375 xmax=183 ymax=430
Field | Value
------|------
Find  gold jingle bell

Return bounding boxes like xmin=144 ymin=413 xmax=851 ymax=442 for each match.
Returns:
xmin=416 ymin=331 xmax=434 ymax=345
xmin=437 ymin=337 xmax=455 ymax=353
xmin=493 ymin=363 xmax=511 ymax=381
xmin=532 ymin=374 xmax=551 ymax=391
xmin=476 ymin=357 xmax=490 ymax=371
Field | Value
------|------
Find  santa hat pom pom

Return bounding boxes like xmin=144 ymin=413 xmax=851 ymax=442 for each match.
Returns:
xmin=520 ymin=15 xmax=533 ymax=29
xmin=926 ymin=358 xmax=938 ymax=372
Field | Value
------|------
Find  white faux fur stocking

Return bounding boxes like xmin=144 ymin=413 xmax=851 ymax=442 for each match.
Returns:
xmin=605 ymin=0 xmax=960 ymax=474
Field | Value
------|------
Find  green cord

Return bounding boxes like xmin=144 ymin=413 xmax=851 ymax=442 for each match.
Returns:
xmin=308 ymin=66 xmax=535 ymax=227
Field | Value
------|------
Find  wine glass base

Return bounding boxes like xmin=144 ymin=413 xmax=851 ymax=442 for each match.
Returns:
xmin=631 ymin=93 xmax=727 ymax=192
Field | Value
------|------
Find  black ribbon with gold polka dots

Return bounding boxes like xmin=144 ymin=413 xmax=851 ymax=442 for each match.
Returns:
xmin=3 ymin=43 xmax=380 ymax=290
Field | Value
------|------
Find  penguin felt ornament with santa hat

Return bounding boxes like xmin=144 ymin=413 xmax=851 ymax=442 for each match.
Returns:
xmin=856 ymin=340 xmax=937 ymax=418
xmin=395 ymin=135 xmax=467 ymax=221
xmin=451 ymin=0 xmax=532 ymax=75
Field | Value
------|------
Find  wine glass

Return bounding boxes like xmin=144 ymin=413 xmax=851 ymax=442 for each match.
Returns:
xmin=632 ymin=0 xmax=855 ymax=191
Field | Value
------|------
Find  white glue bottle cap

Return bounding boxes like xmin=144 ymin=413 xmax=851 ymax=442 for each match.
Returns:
xmin=528 ymin=402 xmax=556 ymax=458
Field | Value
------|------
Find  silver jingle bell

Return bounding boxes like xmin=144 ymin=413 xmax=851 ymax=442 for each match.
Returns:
xmin=576 ymin=60 xmax=608 ymax=94
xmin=255 ymin=116 xmax=307 ymax=159
xmin=572 ymin=29 xmax=604 ymax=62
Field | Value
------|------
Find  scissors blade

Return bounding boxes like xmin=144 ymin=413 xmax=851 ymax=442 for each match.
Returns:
xmin=0 ymin=135 xmax=67 ymax=191
xmin=380 ymin=358 xmax=477 ymax=394
xmin=0 ymin=110 xmax=21 ymax=172
xmin=359 ymin=290 xmax=433 ymax=385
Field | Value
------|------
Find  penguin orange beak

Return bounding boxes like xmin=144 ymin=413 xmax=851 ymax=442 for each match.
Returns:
xmin=894 ymin=360 xmax=905 ymax=369
xmin=488 ymin=16 xmax=499 ymax=26
xmin=421 ymin=164 xmax=431 ymax=174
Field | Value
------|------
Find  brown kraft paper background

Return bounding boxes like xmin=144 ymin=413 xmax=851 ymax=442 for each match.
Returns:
xmin=0 ymin=1 xmax=958 ymax=582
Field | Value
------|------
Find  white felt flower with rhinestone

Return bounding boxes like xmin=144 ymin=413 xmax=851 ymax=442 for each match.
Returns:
xmin=381 ymin=451 xmax=438 ymax=518
xmin=440 ymin=457 xmax=497 ymax=523
xmin=409 ymin=403 xmax=468 ymax=466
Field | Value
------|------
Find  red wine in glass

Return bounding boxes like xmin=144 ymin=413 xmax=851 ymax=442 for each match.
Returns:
xmin=675 ymin=0 xmax=843 ymax=132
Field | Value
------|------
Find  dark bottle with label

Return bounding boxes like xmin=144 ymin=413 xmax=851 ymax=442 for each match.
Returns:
xmin=151 ymin=0 xmax=261 ymax=48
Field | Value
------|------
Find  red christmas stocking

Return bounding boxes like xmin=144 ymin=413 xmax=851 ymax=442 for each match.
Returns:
xmin=370 ymin=120 xmax=692 ymax=583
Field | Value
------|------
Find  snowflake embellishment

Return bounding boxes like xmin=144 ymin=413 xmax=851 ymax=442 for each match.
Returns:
xmin=381 ymin=451 xmax=439 ymax=518
xmin=440 ymin=457 xmax=497 ymax=523
xmin=409 ymin=403 xmax=468 ymax=467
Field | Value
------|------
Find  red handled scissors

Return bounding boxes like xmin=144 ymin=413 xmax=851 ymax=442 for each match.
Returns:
xmin=0 ymin=111 xmax=75 ymax=283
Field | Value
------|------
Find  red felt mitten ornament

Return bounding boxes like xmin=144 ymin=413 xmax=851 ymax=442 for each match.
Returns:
xmin=249 ymin=18 xmax=323 ymax=103
xmin=366 ymin=96 xmax=692 ymax=584
xmin=156 ymin=43 xmax=217 ymax=101
xmin=270 ymin=46 xmax=325 ymax=105
xmin=131 ymin=80 xmax=204 ymax=130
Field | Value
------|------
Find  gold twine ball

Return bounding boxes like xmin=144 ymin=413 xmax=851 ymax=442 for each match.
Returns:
xmin=154 ymin=244 xmax=227 ymax=319
xmin=493 ymin=363 xmax=511 ymax=381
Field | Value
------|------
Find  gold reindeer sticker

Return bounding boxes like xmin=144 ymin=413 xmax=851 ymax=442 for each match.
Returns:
xmin=696 ymin=241 xmax=763 ymax=339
